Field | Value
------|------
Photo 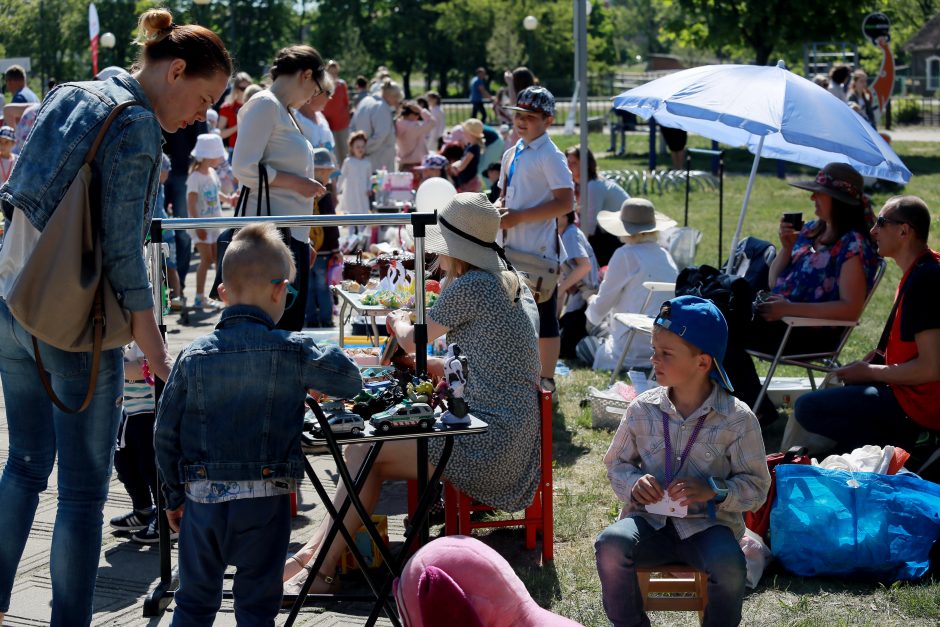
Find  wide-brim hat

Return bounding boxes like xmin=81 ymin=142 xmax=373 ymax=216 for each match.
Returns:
xmin=461 ymin=119 xmax=485 ymax=141
xmin=424 ymin=192 xmax=506 ymax=275
xmin=191 ymin=133 xmax=227 ymax=161
xmin=788 ymin=162 xmax=864 ymax=206
xmin=598 ymin=198 xmax=677 ymax=237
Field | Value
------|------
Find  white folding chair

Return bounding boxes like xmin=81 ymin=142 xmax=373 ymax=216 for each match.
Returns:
xmin=609 ymin=281 xmax=675 ymax=384
xmin=748 ymin=259 xmax=888 ymax=411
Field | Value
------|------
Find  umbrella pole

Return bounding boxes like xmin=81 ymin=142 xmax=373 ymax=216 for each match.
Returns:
xmin=725 ymin=135 xmax=764 ymax=274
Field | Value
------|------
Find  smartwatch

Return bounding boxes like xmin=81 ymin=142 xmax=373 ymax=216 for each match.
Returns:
xmin=708 ymin=476 xmax=729 ymax=503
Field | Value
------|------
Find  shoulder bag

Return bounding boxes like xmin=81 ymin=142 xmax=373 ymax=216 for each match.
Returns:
xmin=6 ymin=100 xmax=140 ymax=413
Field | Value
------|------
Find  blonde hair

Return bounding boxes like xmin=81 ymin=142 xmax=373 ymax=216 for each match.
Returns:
xmin=135 ymin=9 xmax=232 ymax=79
xmin=243 ymin=84 xmax=263 ymax=102
xmin=434 ymin=255 xmax=521 ymax=301
xmin=222 ymin=223 xmax=295 ymax=295
xmin=619 ymin=231 xmax=659 ymax=245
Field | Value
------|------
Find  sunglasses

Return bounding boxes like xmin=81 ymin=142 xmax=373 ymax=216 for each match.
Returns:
xmin=875 ymin=216 xmax=907 ymax=228
xmin=271 ymin=279 xmax=299 ymax=309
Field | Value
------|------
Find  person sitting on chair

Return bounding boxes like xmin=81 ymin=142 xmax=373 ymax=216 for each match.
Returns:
xmin=794 ymin=196 xmax=940 ymax=455
xmin=722 ymin=162 xmax=881 ymax=425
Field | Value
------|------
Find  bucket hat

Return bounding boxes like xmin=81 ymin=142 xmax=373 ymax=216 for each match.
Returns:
xmin=424 ymin=193 xmax=507 ymax=274
xmin=191 ymin=133 xmax=227 ymax=161
xmin=597 ymin=198 xmax=677 ymax=237
xmin=654 ymin=295 xmax=734 ymax=392
xmin=788 ymin=162 xmax=865 ymax=206
xmin=462 ymin=119 xmax=485 ymax=141
xmin=312 ymin=147 xmax=336 ymax=170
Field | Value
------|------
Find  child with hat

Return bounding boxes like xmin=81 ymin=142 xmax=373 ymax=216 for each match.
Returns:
xmin=0 ymin=126 xmax=16 ymax=187
xmin=306 ymin=147 xmax=341 ymax=327
xmin=448 ymin=118 xmax=485 ymax=192
xmin=595 ymin=295 xmax=770 ymax=627
xmin=496 ymin=86 xmax=575 ymax=392
xmin=187 ymin=133 xmax=237 ymax=310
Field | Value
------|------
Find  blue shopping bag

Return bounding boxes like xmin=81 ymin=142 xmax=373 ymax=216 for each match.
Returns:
xmin=770 ymin=464 xmax=940 ymax=581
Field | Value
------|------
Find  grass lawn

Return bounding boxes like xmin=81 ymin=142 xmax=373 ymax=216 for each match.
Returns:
xmin=474 ymin=132 xmax=940 ymax=625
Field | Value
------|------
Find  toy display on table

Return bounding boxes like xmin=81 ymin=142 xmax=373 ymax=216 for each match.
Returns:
xmin=370 ymin=399 xmax=435 ymax=432
xmin=440 ymin=343 xmax=473 ymax=427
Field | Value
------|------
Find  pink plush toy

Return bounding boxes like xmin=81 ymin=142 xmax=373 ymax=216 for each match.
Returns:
xmin=394 ymin=536 xmax=583 ymax=627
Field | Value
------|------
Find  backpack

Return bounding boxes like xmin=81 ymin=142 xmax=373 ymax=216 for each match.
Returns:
xmin=674 ymin=264 xmax=754 ymax=329
xmin=725 ymin=236 xmax=776 ymax=294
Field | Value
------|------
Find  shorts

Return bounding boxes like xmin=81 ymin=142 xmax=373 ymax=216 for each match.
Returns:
xmin=536 ymin=288 xmax=560 ymax=338
xmin=194 ymin=228 xmax=221 ymax=245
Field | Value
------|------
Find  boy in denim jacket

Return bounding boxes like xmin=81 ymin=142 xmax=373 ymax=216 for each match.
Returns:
xmin=594 ymin=296 xmax=770 ymax=627
xmin=155 ymin=223 xmax=362 ymax=626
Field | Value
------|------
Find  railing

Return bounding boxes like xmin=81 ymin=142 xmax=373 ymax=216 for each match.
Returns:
xmin=889 ymin=96 xmax=940 ymax=127
xmin=440 ymin=97 xmax=616 ymax=128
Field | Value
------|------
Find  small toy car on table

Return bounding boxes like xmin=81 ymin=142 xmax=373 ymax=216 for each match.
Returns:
xmin=369 ymin=401 xmax=435 ymax=433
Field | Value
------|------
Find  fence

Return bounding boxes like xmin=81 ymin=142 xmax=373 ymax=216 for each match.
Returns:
xmin=889 ymin=96 xmax=940 ymax=127
xmin=440 ymin=97 xmax=615 ymax=129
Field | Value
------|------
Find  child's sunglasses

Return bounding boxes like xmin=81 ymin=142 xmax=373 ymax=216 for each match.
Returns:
xmin=271 ymin=280 xmax=299 ymax=309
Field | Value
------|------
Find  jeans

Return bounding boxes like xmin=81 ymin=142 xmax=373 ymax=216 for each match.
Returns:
xmin=305 ymin=254 xmax=333 ymax=327
xmin=471 ymin=101 xmax=487 ymax=123
xmin=172 ymin=495 xmax=290 ymax=627
xmin=164 ymin=172 xmax=192 ymax=289
xmin=794 ymin=383 xmax=925 ymax=453
xmin=595 ymin=516 xmax=746 ymax=627
xmin=0 ymin=299 xmax=123 ymax=624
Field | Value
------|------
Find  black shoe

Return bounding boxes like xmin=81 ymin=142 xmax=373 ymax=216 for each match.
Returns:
xmin=110 ymin=508 xmax=155 ymax=532
xmin=131 ymin=518 xmax=178 ymax=544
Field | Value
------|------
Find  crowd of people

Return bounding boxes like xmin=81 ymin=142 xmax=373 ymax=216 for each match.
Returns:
xmin=0 ymin=8 xmax=937 ymax=627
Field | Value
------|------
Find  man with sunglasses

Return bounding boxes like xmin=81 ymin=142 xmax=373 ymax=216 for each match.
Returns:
xmin=795 ymin=195 xmax=940 ymax=459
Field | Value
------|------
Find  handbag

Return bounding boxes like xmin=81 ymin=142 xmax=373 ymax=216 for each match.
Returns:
xmin=504 ymin=247 xmax=559 ymax=303
xmin=5 ymin=100 xmax=139 ymax=413
xmin=209 ymin=164 xmax=271 ymax=300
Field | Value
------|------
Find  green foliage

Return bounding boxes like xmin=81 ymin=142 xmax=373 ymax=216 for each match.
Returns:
xmin=892 ymin=97 xmax=923 ymax=124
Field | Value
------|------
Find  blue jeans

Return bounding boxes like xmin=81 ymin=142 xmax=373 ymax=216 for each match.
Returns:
xmin=164 ymin=172 xmax=192 ymax=288
xmin=0 ymin=299 xmax=123 ymax=624
xmin=172 ymin=495 xmax=291 ymax=627
xmin=595 ymin=516 xmax=746 ymax=627
xmin=794 ymin=383 xmax=925 ymax=453
xmin=305 ymin=254 xmax=333 ymax=327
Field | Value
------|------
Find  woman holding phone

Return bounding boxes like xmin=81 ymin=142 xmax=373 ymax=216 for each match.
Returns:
xmin=723 ymin=162 xmax=881 ymax=425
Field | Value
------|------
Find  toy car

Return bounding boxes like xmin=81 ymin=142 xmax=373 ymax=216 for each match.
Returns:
xmin=370 ymin=402 xmax=435 ymax=433
xmin=313 ymin=411 xmax=365 ymax=436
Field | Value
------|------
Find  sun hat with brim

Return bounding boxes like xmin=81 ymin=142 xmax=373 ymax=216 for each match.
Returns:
xmin=191 ymin=133 xmax=227 ymax=161
xmin=423 ymin=192 xmax=507 ymax=275
xmin=654 ymin=295 xmax=734 ymax=393
xmin=312 ymin=147 xmax=336 ymax=170
xmin=597 ymin=198 xmax=677 ymax=237
xmin=461 ymin=119 xmax=485 ymax=141
xmin=788 ymin=162 xmax=864 ymax=206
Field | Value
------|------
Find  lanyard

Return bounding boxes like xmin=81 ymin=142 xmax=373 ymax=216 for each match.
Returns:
xmin=504 ymin=141 xmax=526 ymax=190
xmin=662 ymin=411 xmax=707 ymax=485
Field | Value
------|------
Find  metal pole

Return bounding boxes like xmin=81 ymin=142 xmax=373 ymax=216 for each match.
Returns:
xmin=577 ymin=0 xmax=588 ymax=220
xmin=726 ymin=136 xmax=764 ymax=274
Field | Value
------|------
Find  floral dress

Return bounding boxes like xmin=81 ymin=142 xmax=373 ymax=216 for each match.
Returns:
xmin=427 ymin=270 xmax=541 ymax=512
xmin=773 ymin=220 xmax=880 ymax=303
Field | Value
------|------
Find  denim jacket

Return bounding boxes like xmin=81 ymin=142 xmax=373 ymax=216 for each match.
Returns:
xmin=154 ymin=305 xmax=363 ymax=510
xmin=0 ymin=75 xmax=163 ymax=311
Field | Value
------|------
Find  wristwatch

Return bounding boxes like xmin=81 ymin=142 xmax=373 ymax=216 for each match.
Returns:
xmin=708 ymin=476 xmax=729 ymax=503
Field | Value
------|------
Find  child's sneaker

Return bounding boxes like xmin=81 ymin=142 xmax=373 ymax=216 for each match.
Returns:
xmin=193 ymin=295 xmax=221 ymax=311
xmin=109 ymin=508 xmax=155 ymax=532
xmin=131 ymin=518 xmax=179 ymax=544
xmin=169 ymin=297 xmax=183 ymax=311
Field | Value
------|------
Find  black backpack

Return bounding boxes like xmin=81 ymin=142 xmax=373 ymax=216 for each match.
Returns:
xmin=675 ymin=264 xmax=754 ymax=330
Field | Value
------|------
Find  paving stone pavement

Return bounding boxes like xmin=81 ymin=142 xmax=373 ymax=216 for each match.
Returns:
xmin=0 ymin=273 xmax=402 ymax=626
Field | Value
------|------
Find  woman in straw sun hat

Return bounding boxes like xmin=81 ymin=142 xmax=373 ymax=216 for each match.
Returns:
xmin=283 ymin=193 xmax=543 ymax=593
xmin=578 ymin=198 xmax=679 ymax=371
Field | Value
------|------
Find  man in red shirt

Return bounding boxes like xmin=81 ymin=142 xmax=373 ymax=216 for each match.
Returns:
xmin=795 ymin=195 xmax=940 ymax=455
xmin=322 ymin=60 xmax=351 ymax=165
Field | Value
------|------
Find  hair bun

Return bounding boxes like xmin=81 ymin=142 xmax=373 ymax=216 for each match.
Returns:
xmin=137 ymin=9 xmax=174 ymax=44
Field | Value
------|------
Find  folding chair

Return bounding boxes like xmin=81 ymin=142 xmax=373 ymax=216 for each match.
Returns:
xmin=748 ymin=259 xmax=888 ymax=412
xmin=609 ymin=281 xmax=675 ymax=384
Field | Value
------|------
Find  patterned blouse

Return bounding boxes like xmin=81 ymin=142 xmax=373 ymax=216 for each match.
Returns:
xmin=773 ymin=220 xmax=879 ymax=303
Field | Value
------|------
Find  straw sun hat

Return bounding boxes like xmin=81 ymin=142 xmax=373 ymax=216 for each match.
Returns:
xmin=597 ymin=198 xmax=677 ymax=237
xmin=424 ymin=193 xmax=507 ymax=274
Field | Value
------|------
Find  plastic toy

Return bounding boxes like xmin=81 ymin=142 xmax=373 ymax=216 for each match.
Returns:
xmin=312 ymin=411 xmax=365 ymax=436
xmin=370 ymin=400 xmax=435 ymax=433
xmin=440 ymin=343 xmax=471 ymax=426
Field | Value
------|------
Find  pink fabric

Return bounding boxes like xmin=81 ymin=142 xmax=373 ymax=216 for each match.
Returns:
xmin=396 ymin=113 xmax=432 ymax=165
xmin=395 ymin=536 xmax=583 ymax=627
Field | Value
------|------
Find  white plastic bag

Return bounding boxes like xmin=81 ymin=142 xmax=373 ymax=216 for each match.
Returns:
xmin=739 ymin=528 xmax=772 ymax=589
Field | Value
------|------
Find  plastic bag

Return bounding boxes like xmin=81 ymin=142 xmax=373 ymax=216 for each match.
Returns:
xmin=771 ymin=464 xmax=940 ymax=581
xmin=740 ymin=528 xmax=772 ymax=589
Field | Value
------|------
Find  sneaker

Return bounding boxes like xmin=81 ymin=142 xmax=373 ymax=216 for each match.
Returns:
xmin=193 ymin=295 xmax=221 ymax=310
xmin=110 ymin=508 xmax=155 ymax=532
xmin=131 ymin=518 xmax=178 ymax=544
xmin=169 ymin=297 xmax=183 ymax=311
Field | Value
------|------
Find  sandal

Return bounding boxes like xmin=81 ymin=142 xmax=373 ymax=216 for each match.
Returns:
xmin=282 ymin=565 xmax=340 ymax=597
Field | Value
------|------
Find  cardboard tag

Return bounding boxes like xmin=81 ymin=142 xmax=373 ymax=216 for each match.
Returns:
xmin=645 ymin=496 xmax=688 ymax=518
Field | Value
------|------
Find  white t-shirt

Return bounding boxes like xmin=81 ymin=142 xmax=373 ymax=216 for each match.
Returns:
xmin=296 ymin=110 xmax=334 ymax=149
xmin=559 ymin=223 xmax=599 ymax=311
xmin=186 ymin=169 xmax=223 ymax=218
xmin=497 ymin=132 xmax=574 ymax=259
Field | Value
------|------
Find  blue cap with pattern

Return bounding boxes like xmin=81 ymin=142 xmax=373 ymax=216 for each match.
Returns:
xmin=506 ymin=86 xmax=556 ymax=117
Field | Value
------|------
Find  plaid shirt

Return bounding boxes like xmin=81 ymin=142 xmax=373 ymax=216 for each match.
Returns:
xmin=603 ymin=383 xmax=771 ymax=540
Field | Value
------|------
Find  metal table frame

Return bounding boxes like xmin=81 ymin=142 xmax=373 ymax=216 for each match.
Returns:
xmin=143 ymin=211 xmax=438 ymax=618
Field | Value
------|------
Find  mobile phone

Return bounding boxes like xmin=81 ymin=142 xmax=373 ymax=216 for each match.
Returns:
xmin=782 ymin=212 xmax=803 ymax=231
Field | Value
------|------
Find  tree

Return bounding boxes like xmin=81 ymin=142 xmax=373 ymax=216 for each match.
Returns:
xmin=486 ymin=13 xmax=525 ymax=76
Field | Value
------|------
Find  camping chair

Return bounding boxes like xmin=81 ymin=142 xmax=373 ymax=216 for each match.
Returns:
xmin=748 ymin=258 xmax=888 ymax=412
xmin=609 ymin=281 xmax=676 ymax=385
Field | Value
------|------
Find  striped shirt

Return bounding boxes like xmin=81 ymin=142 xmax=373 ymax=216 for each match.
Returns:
xmin=603 ymin=383 xmax=771 ymax=540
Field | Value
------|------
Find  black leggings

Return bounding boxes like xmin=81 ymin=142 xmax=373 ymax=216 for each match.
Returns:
xmin=114 ymin=411 xmax=158 ymax=512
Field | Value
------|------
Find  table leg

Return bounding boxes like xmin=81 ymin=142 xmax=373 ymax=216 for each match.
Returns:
xmin=338 ymin=299 xmax=349 ymax=346
xmin=369 ymin=315 xmax=381 ymax=347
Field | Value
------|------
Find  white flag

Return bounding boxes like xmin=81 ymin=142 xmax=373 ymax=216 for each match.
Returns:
xmin=88 ymin=4 xmax=99 ymax=41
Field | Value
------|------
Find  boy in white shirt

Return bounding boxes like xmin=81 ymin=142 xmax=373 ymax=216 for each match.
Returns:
xmin=497 ymin=86 xmax=574 ymax=391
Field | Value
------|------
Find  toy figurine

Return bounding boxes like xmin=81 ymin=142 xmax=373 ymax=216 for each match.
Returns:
xmin=440 ymin=343 xmax=471 ymax=426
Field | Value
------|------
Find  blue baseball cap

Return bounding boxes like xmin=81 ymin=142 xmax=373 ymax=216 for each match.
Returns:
xmin=653 ymin=295 xmax=733 ymax=392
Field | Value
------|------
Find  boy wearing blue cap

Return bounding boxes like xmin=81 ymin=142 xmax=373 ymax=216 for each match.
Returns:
xmin=595 ymin=296 xmax=771 ymax=627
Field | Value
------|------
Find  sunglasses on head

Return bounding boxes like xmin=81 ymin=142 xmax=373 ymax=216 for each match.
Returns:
xmin=271 ymin=279 xmax=299 ymax=309
xmin=875 ymin=216 xmax=907 ymax=228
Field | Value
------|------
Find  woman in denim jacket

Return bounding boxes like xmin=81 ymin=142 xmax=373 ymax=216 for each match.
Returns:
xmin=0 ymin=10 xmax=231 ymax=625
